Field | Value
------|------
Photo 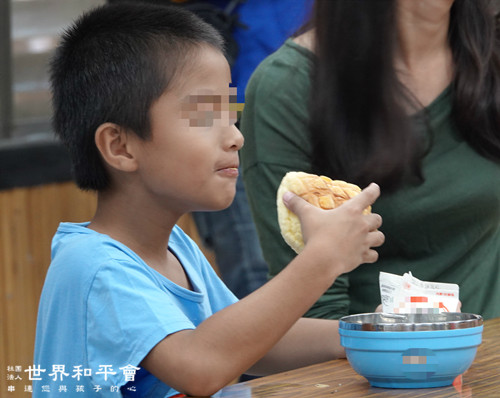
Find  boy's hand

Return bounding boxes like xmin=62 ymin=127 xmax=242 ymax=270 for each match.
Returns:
xmin=282 ymin=183 xmax=384 ymax=277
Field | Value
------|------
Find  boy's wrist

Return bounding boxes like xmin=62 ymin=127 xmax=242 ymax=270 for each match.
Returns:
xmin=290 ymin=243 xmax=344 ymax=291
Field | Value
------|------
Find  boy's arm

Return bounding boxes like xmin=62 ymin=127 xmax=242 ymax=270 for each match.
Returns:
xmin=141 ymin=184 xmax=383 ymax=397
xmin=245 ymin=317 xmax=345 ymax=376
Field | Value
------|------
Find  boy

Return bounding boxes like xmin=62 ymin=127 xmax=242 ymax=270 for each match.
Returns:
xmin=34 ymin=3 xmax=384 ymax=397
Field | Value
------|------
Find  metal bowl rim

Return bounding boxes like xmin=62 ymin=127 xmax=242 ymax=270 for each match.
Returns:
xmin=338 ymin=312 xmax=483 ymax=331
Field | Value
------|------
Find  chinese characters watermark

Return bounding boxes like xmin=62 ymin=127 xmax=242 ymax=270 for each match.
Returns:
xmin=6 ymin=364 xmax=141 ymax=394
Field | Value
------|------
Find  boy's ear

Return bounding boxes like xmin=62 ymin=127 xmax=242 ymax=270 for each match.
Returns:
xmin=95 ymin=123 xmax=138 ymax=172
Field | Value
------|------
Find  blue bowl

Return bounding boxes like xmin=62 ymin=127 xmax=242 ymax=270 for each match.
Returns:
xmin=339 ymin=313 xmax=483 ymax=388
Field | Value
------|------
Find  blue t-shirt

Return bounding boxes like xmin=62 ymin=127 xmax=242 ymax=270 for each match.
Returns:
xmin=33 ymin=222 xmax=237 ymax=397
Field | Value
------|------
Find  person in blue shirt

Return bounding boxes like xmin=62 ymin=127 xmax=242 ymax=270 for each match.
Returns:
xmin=34 ymin=3 xmax=384 ymax=397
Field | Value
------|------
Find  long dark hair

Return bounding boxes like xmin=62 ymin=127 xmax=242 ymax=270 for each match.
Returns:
xmin=309 ymin=0 xmax=500 ymax=191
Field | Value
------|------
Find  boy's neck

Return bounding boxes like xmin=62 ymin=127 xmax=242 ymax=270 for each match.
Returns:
xmin=88 ymin=188 xmax=179 ymax=266
xmin=89 ymin=193 xmax=194 ymax=290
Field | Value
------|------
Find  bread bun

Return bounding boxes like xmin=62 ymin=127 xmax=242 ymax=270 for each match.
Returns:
xmin=277 ymin=171 xmax=370 ymax=253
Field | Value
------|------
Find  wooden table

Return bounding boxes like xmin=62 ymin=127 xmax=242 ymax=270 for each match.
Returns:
xmin=215 ymin=317 xmax=500 ymax=398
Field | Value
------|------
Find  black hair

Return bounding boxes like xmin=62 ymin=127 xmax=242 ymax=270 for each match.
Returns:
xmin=50 ymin=2 xmax=224 ymax=190
xmin=309 ymin=0 xmax=500 ymax=191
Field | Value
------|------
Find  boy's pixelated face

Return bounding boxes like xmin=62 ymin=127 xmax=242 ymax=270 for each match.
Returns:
xmin=181 ymin=87 xmax=238 ymax=127
xmin=130 ymin=45 xmax=244 ymax=214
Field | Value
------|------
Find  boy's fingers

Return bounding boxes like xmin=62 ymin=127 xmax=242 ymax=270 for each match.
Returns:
xmin=282 ymin=191 xmax=309 ymax=215
xmin=363 ymin=249 xmax=379 ymax=263
xmin=368 ymin=230 xmax=385 ymax=248
xmin=351 ymin=183 xmax=380 ymax=211
xmin=368 ymin=214 xmax=383 ymax=231
xmin=283 ymin=184 xmax=381 ymax=218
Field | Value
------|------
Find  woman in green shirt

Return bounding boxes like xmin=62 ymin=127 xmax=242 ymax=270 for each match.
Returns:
xmin=240 ymin=0 xmax=500 ymax=320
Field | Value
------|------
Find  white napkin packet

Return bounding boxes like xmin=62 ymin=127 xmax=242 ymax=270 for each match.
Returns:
xmin=379 ymin=271 xmax=459 ymax=314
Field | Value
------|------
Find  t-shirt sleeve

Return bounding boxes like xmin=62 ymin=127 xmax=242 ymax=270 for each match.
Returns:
xmin=86 ymin=258 xmax=195 ymax=387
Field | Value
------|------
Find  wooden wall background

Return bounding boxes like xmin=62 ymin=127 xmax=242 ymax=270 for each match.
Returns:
xmin=0 ymin=181 xmax=216 ymax=397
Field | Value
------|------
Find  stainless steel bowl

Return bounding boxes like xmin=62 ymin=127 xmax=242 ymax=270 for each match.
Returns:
xmin=339 ymin=312 xmax=483 ymax=331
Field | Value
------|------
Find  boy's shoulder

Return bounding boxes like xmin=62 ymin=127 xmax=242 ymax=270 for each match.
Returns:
xmin=51 ymin=222 xmax=139 ymax=266
xmin=50 ymin=222 xmax=205 ymax=273
xmin=46 ymin=223 xmax=143 ymax=291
